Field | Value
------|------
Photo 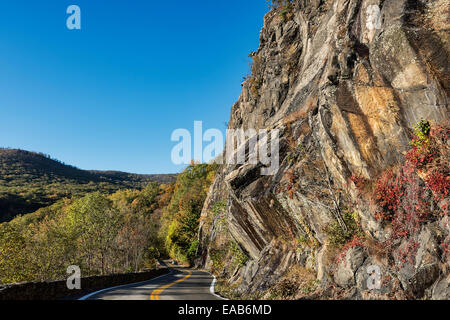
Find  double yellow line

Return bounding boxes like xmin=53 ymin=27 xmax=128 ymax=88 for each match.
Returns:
xmin=150 ymin=270 xmax=193 ymax=300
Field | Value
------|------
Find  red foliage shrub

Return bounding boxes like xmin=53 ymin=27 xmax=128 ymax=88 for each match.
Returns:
xmin=370 ymin=122 xmax=449 ymax=266
xmin=387 ymin=164 xmax=430 ymax=244
xmin=426 ymin=170 xmax=450 ymax=202
xmin=373 ymin=170 xmax=402 ymax=222
xmin=337 ymin=235 xmax=365 ymax=264
xmin=405 ymin=145 xmax=436 ymax=169
xmin=350 ymin=174 xmax=368 ymax=194
xmin=431 ymin=122 xmax=450 ymax=142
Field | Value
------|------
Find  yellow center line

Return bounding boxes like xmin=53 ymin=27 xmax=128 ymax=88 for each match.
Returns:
xmin=150 ymin=270 xmax=193 ymax=300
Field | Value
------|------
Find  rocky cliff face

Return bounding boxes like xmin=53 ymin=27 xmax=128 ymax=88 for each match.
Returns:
xmin=198 ymin=0 xmax=449 ymax=299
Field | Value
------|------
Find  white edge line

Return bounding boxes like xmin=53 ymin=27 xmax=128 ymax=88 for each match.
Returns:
xmin=209 ymin=274 xmax=228 ymax=300
xmin=78 ymin=269 xmax=173 ymax=300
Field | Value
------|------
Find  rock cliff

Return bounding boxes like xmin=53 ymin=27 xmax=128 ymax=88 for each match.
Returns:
xmin=198 ymin=0 xmax=449 ymax=299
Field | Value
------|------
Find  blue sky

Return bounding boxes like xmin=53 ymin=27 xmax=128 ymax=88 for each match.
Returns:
xmin=0 ymin=0 xmax=269 ymax=174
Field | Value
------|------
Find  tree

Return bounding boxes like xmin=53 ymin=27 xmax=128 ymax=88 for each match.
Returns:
xmin=0 ymin=223 xmax=33 ymax=283
xmin=66 ymin=192 xmax=121 ymax=275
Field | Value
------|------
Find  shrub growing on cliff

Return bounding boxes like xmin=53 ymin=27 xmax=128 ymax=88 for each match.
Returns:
xmin=209 ymin=247 xmax=227 ymax=274
xmin=373 ymin=170 xmax=402 ymax=222
xmin=268 ymin=265 xmax=318 ymax=299
xmin=374 ymin=121 xmax=449 ymax=224
xmin=406 ymin=120 xmax=435 ymax=170
xmin=370 ymin=121 xmax=449 ymax=266
xmin=229 ymin=241 xmax=249 ymax=268
xmin=211 ymin=201 xmax=227 ymax=217
xmin=410 ymin=120 xmax=431 ymax=149
xmin=326 ymin=210 xmax=362 ymax=248
xmin=268 ymin=0 xmax=293 ymax=22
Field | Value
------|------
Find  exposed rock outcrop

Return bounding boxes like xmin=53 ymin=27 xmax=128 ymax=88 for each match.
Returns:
xmin=198 ymin=0 xmax=449 ymax=299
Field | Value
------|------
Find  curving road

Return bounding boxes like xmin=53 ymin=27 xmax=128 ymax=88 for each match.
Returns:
xmin=80 ymin=268 xmax=224 ymax=301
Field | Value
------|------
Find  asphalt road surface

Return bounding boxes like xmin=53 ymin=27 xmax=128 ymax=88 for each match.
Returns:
xmin=80 ymin=268 xmax=224 ymax=300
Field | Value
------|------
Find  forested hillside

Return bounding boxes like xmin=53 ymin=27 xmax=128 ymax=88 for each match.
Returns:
xmin=0 ymin=148 xmax=177 ymax=222
xmin=0 ymin=162 xmax=218 ymax=285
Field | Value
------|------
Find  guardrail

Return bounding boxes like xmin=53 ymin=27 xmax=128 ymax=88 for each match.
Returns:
xmin=0 ymin=267 xmax=170 ymax=300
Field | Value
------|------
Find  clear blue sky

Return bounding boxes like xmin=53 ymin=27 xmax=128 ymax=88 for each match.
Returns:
xmin=0 ymin=0 xmax=269 ymax=174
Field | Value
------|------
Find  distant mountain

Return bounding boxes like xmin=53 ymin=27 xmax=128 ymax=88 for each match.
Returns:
xmin=0 ymin=148 xmax=177 ymax=222
xmin=87 ymin=170 xmax=177 ymax=185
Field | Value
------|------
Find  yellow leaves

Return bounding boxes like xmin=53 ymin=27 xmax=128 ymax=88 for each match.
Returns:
xmin=162 ymin=163 xmax=219 ymax=262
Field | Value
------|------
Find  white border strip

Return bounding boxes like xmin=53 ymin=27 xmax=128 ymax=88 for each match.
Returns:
xmin=78 ymin=270 xmax=173 ymax=300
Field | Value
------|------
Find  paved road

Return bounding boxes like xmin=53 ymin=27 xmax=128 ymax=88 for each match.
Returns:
xmin=81 ymin=268 xmax=223 ymax=300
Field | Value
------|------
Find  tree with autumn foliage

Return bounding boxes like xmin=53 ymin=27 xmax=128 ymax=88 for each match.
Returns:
xmin=163 ymin=163 xmax=219 ymax=263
